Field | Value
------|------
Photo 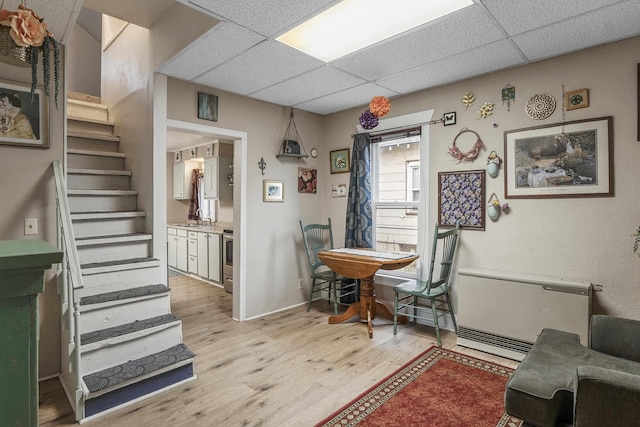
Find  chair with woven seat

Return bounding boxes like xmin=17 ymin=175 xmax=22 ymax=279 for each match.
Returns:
xmin=393 ymin=222 xmax=461 ymax=346
xmin=299 ymin=218 xmax=357 ymax=314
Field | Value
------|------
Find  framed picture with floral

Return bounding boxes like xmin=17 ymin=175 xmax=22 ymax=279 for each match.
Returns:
xmin=330 ymin=148 xmax=350 ymax=174
xmin=298 ymin=167 xmax=317 ymax=193
xmin=263 ymin=179 xmax=284 ymax=202
xmin=504 ymin=116 xmax=613 ymax=199
xmin=438 ymin=170 xmax=485 ymax=230
xmin=0 ymin=79 xmax=47 ymax=148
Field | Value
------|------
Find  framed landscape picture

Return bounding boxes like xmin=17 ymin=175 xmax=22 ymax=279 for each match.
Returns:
xmin=0 ymin=80 xmax=47 ymax=148
xmin=504 ymin=116 xmax=613 ymax=199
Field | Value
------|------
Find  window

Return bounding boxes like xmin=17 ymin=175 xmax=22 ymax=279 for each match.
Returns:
xmin=371 ymin=133 xmax=421 ymax=277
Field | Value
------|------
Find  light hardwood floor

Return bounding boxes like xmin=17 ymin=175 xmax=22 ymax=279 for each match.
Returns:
xmin=39 ymin=275 xmax=519 ymax=426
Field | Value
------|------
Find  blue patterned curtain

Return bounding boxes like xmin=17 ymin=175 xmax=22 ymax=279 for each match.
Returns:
xmin=345 ymin=133 xmax=372 ymax=248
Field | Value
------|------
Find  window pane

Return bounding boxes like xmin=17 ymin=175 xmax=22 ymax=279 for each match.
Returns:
xmin=374 ymin=207 xmax=418 ymax=275
xmin=375 ymin=139 xmax=419 ymax=203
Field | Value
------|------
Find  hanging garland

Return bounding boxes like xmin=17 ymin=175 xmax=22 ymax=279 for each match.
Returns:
xmin=448 ymin=128 xmax=485 ymax=162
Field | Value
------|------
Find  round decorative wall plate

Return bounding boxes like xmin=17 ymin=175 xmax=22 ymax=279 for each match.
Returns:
xmin=526 ymin=93 xmax=556 ymax=120
xmin=310 ymin=148 xmax=318 ymax=158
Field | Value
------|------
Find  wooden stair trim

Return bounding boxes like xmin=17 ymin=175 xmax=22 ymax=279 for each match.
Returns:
xmin=75 ymin=233 xmax=152 ymax=246
xmin=68 ymin=115 xmax=115 ymax=127
xmin=68 ymin=148 xmax=126 ymax=158
xmin=68 ymin=168 xmax=132 ymax=177
xmin=68 ymin=98 xmax=109 ymax=110
xmin=68 ymin=130 xmax=120 ymax=142
xmin=68 ymin=189 xmax=137 ymax=196
xmin=68 ymin=91 xmax=101 ymax=104
xmin=71 ymin=211 xmax=145 ymax=221
xmin=81 ymin=257 xmax=159 ymax=275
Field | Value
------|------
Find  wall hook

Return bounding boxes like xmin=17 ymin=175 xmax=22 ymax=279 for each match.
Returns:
xmin=258 ymin=157 xmax=267 ymax=175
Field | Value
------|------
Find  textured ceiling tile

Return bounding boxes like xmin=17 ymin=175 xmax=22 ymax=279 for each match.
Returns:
xmin=158 ymin=22 xmax=265 ymax=80
xmin=187 ymin=0 xmax=337 ymax=37
xmin=194 ymin=41 xmax=324 ymax=95
xmin=513 ymin=0 xmax=640 ymax=61
xmin=250 ymin=66 xmax=366 ymax=107
xmin=332 ymin=5 xmax=504 ymax=81
xmin=377 ymin=40 xmax=525 ymax=94
xmin=482 ymin=0 xmax=621 ymax=35
xmin=23 ymin=0 xmax=82 ymax=43
xmin=294 ymin=83 xmax=398 ymax=115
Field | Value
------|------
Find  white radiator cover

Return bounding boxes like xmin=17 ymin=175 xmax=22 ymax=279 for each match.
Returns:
xmin=456 ymin=268 xmax=591 ymax=361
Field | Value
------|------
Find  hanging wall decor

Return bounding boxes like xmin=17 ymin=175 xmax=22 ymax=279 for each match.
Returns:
xmin=477 ymin=102 xmax=494 ymax=119
xmin=502 ymin=84 xmax=515 ymax=111
xmin=462 ymin=90 xmax=475 ymax=109
xmin=298 ymin=167 xmax=317 ymax=193
xmin=358 ymin=96 xmax=391 ymax=130
xmin=438 ymin=170 xmax=485 ymax=230
xmin=565 ymin=88 xmax=589 ymax=111
xmin=448 ymin=127 xmax=485 ymax=163
xmin=487 ymin=193 xmax=502 ymax=221
xmin=487 ymin=150 xmax=502 ymax=178
xmin=525 ymin=93 xmax=556 ymax=120
xmin=197 ymin=92 xmax=218 ymax=121
xmin=258 ymin=157 xmax=266 ymax=175
xmin=277 ymin=108 xmax=308 ymax=158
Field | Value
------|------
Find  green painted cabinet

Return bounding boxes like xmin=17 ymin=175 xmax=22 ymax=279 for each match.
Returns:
xmin=0 ymin=240 xmax=62 ymax=426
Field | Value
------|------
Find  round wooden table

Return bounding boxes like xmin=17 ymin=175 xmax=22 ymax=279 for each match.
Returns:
xmin=318 ymin=248 xmax=418 ymax=338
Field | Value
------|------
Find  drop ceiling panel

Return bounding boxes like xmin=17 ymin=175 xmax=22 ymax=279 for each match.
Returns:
xmin=332 ymin=5 xmax=505 ymax=81
xmin=482 ymin=0 xmax=622 ymax=36
xmin=512 ymin=0 xmax=640 ymax=61
xmin=194 ymin=41 xmax=324 ymax=95
xmin=378 ymin=39 xmax=525 ymax=95
xmin=294 ymin=83 xmax=398 ymax=116
xmin=186 ymin=0 xmax=338 ymax=37
xmin=158 ymin=22 xmax=265 ymax=80
xmin=250 ymin=66 xmax=367 ymax=107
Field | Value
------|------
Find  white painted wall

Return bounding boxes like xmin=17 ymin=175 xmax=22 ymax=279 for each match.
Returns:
xmin=67 ymin=23 xmax=101 ymax=96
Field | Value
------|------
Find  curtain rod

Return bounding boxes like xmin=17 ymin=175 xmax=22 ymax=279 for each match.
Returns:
xmin=351 ymin=118 xmax=446 ymax=138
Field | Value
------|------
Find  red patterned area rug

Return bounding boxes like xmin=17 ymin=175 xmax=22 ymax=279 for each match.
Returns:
xmin=315 ymin=347 xmax=523 ymax=427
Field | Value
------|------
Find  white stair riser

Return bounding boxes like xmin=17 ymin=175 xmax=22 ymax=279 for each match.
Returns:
xmin=78 ymin=241 xmax=151 ymax=264
xmin=69 ymin=194 xmax=137 ymax=212
xmin=73 ymin=217 xmax=144 ymax=238
xmin=68 ymin=136 xmax=119 ymax=153
xmin=68 ymin=120 xmax=114 ymax=135
xmin=68 ymin=105 xmax=109 ymax=123
xmin=68 ymin=174 xmax=130 ymax=191
xmin=81 ymin=267 xmax=163 ymax=294
xmin=81 ymin=323 xmax=183 ymax=375
xmin=80 ymin=294 xmax=171 ymax=334
xmin=68 ymin=153 xmax=125 ymax=170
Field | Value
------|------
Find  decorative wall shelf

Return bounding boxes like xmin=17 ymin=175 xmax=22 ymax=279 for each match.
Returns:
xmin=276 ymin=108 xmax=308 ymax=160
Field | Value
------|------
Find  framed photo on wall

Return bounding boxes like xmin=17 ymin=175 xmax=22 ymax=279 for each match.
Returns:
xmin=0 ymin=79 xmax=48 ymax=148
xmin=438 ymin=170 xmax=485 ymax=230
xmin=504 ymin=116 xmax=613 ymax=199
xmin=263 ymin=180 xmax=284 ymax=202
xmin=330 ymin=148 xmax=350 ymax=174
xmin=197 ymin=91 xmax=218 ymax=122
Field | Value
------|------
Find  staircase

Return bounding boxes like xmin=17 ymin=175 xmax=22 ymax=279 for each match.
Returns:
xmin=57 ymin=94 xmax=195 ymax=421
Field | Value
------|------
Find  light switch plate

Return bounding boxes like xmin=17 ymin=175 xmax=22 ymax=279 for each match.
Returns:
xmin=25 ymin=218 xmax=37 ymax=235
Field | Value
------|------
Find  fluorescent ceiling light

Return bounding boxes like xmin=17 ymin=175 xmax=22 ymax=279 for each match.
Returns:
xmin=277 ymin=0 xmax=473 ymax=62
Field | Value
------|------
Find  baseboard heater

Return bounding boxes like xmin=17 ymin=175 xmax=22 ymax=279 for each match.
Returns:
xmin=456 ymin=268 xmax=592 ymax=361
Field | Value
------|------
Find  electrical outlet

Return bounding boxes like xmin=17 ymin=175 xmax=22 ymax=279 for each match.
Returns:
xmin=298 ymin=279 xmax=304 ymax=289
xmin=24 ymin=218 xmax=37 ymax=235
xmin=592 ymin=283 xmax=603 ymax=292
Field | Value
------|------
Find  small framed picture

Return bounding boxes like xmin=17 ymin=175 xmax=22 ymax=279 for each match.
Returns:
xmin=565 ymin=88 xmax=589 ymax=111
xmin=330 ymin=148 xmax=350 ymax=174
xmin=197 ymin=91 xmax=218 ymax=121
xmin=298 ymin=167 xmax=317 ymax=193
xmin=205 ymin=143 xmax=213 ymax=157
xmin=174 ymin=151 xmax=182 ymax=162
xmin=0 ymin=79 xmax=48 ymax=148
xmin=190 ymin=147 xmax=197 ymax=159
xmin=443 ymin=112 xmax=456 ymax=126
xmin=331 ymin=183 xmax=347 ymax=198
xmin=263 ymin=180 xmax=284 ymax=202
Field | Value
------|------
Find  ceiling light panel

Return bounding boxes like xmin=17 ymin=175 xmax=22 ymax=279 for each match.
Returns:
xmin=277 ymin=0 xmax=473 ymax=62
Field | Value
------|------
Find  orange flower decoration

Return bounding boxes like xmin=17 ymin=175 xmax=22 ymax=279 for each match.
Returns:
xmin=369 ymin=96 xmax=391 ymax=118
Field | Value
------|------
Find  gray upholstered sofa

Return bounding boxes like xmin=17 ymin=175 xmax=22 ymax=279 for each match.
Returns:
xmin=504 ymin=315 xmax=640 ymax=427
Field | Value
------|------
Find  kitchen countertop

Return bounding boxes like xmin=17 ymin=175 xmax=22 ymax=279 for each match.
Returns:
xmin=168 ymin=222 xmax=232 ymax=234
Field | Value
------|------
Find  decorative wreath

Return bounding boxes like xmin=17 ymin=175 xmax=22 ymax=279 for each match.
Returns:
xmin=448 ymin=128 xmax=485 ymax=162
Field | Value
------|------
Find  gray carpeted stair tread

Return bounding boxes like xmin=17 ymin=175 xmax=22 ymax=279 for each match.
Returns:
xmin=80 ymin=284 xmax=169 ymax=306
xmin=83 ymin=343 xmax=195 ymax=393
xmin=81 ymin=257 xmax=157 ymax=269
xmin=81 ymin=314 xmax=179 ymax=345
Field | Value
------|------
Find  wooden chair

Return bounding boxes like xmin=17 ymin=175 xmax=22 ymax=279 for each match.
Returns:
xmin=299 ymin=218 xmax=357 ymax=314
xmin=393 ymin=222 xmax=461 ymax=346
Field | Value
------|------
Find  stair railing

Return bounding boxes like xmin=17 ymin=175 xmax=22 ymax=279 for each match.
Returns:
xmin=52 ymin=160 xmax=84 ymax=416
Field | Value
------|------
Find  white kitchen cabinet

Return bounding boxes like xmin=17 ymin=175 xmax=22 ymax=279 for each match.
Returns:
xmin=168 ymin=227 xmax=188 ymax=271
xmin=203 ymin=157 xmax=218 ymax=199
xmin=197 ymin=232 xmax=209 ymax=278
xmin=173 ymin=161 xmax=199 ymax=200
xmin=207 ymin=232 xmax=221 ymax=282
xmin=187 ymin=231 xmax=198 ymax=274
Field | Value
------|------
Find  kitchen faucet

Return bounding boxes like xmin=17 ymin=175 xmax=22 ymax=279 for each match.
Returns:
xmin=195 ymin=208 xmax=201 ymax=225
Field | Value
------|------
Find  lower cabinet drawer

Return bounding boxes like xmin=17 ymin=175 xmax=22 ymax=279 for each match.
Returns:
xmin=188 ymin=255 xmax=198 ymax=274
